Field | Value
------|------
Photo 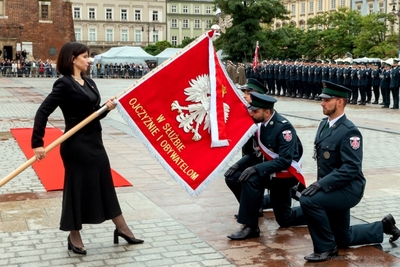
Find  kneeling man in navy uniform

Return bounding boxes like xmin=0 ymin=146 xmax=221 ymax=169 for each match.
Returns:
xmin=300 ymin=81 xmax=400 ymax=262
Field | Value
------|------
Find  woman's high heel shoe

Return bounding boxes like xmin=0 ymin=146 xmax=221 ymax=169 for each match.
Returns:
xmin=114 ymin=228 xmax=144 ymax=244
xmin=67 ymin=234 xmax=87 ymax=255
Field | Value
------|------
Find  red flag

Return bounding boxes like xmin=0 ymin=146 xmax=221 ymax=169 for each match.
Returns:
xmin=116 ymin=30 xmax=256 ymax=196
xmin=253 ymin=41 xmax=259 ymax=71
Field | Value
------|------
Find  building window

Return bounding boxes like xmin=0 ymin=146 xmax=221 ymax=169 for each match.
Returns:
xmin=121 ymin=9 xmax=127 ymax=20
xmin=39 ymin=2 xmax=50 ymax=20
xmin=340 ymin=0 xmax=345 ymax=7
xmin=75 ymin=28 xmax=82 ymax=41
xmin=291 ymin=4 xmax=295 ymax=15
xmin=106 ymin=29 xmax=113 ymax=42
xmin=194 ymin=6 xmax=200 ymax=14
xmin=89 ymin=8 xmax=96 ymax=19
xmin=182 ymin=19 xmax=189 ymax=28
xmin=135 ymin=10 xmax=141 ymax=21
xmin=369 ymin=4 xmax=373 ymax=13
xmin=206 ymin=20 xmax=211 ymax=29
xmin=135 ymin=29 xmax=142 ymax=42
xmin=171 ymin=5 xmax=177 ymax=13
xmin=357 ymin=5 xmax=361 ymax=13
xmin=309 ymin=1 xmax=314 ymax=12
xmin=153 ymin=31 xmax=159 ymax=42
xmin=171 ymin=19 xmax=177 ymax=28
xmin=121 ymin=29 xmax=128 ymax=42
xmin=301 ymin=3 xmax=305 ymax=14
xmin=0 ymin=0 xmax=4 ymax=16
xmin=206 ymin=7 xmax=211 ymax=14
xmin=379 ymin=2 xmax=384 ymax=13
xmin=171 ymin=36 xmax=177 ymax=46
xmin=106 ymin=8 xmax=113 ymax=20
xmin=152 ymin=11 xmax=158 ymax=21
xmin=318 ymin=0 xmax=323 ymax=11
xmin=74 ymin=7 xmax=81 ymax=19
xmin=89 ymin=28 xmax=96 ymax=41
xmin=331 ymin=0 xmax=336 ymax=9
xmin=194 ymin=19 xmax=200 ymax=29
xmin=183 ymin=6 xmax=188 ymax=13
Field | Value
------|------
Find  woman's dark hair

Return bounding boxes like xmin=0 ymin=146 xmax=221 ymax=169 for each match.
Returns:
xmin=57 ymin=42 xmax=89 ymax=76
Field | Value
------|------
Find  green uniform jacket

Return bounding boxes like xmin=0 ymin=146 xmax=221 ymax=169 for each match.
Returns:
xmin=314 ymin=115 xmax=365 ymax=198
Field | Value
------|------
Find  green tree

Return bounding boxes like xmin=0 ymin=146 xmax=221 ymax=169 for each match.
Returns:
xmin=144 ymin=40 xmax=173 ymax=56
xmin=177 ymin=37 xmax=196 ymax=48
xmin=353 ymin=13 xmax=396 ymax=58
xmin=306 ymin=7 xmax=362 ymax=59
xmin=213 ymin=0 xmax=288 ymax=62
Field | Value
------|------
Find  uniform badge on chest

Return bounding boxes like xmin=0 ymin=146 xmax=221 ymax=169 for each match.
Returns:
xmin=282 ymin=130 xmax=292 ymax=142
xmin=323 ymin=151 xmax=330 ymax=159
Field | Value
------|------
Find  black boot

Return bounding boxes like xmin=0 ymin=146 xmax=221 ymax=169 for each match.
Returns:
xmin=382 ymin=214 xmax=400 ymax=242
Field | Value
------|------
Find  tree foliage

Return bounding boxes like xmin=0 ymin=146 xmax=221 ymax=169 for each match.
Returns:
xmin=213 ymin=0 xmax=288 ymax=62
xmin=215 ymin=3 xmax=397 ymax=61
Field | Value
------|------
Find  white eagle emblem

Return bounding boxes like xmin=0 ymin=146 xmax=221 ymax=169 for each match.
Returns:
xmin=171 ymin=74 xmax=230 ymax=141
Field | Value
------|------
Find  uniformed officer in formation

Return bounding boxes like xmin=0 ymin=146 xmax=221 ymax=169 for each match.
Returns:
xmin=234 ymin=58 xmax=400 ymax=108
xmin=225 ymin=93 xmax=306 ymax=240
xmin=300 ymin=81 xmax=400 ymax=262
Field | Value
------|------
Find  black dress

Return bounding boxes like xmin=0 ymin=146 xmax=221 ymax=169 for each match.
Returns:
xmin=32 ymin=75 xmax=122 ymax=231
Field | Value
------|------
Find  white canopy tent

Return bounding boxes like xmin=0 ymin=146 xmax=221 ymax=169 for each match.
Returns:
xmin=94 ymin=46 xmax=156 ymax=66
xmin=155 ymin=48 xmax=182 ymax=65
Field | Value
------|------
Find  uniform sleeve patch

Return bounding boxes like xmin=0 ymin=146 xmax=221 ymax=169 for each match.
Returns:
xmin=350 ymin=136 xmax=361 ymax=150
xmin=282 ymin=130 xmax=292 ymax=142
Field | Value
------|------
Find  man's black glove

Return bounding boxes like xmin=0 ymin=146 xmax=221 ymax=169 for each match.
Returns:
xmin=301 ymin=181 xmax=322 ymax=196
xmin=238 ymin=166 xmax=257 ymax=182
xmin=224 ymin=163 xmax=239 ymax=177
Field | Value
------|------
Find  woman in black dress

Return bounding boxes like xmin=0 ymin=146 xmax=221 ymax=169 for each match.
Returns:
xmin=31 ymin=42 xmax=143 ymax=255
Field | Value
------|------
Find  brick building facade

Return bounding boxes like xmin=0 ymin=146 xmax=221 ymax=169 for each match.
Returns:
xmin=0 ymin=0 xmax=75 ymax=61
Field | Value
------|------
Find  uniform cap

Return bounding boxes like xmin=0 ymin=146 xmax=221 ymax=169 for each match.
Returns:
xmin=320 ymin=80 xmax=352 ymax=99
xmin=248 ymin=92 xmax=277 ymax=110
xmin=240 ymin=78 xmax=268 ymax=94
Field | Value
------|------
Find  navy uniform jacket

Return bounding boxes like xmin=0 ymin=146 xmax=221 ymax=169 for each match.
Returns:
xmin=253 ymin=112 xmax=302 ymax=178
xmin=308 ymin=65 xmax=315 ymax=83
xmin=314 ymin=115 xmax=365 ymax=198
xmin=302 ymin=65 xmax=309 ymax=82
xmin=343 ymin=67 xmax=351 ymax=86
xmin=371 ymin=69 xmax=381 ymax=87
xmin=329 ymin=67 xmax=337 ymax=84
xmin=314 ymin=66 xmax=322 ymax=83
xmin=390 ymin=66 xmax=400 ymax=88
xmin=350 ymin=68 xmax=358 ymax=87
xmin=337 ymin=67 xmax=344 ymax=85
xmin=357 ymin=69 xmax=367 ymax=87
xmin=380 ymin=69 xmax=390 ymax=89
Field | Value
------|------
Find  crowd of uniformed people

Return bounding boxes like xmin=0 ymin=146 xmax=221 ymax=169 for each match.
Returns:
xmin=226 ymin=58 xmax=400 ymax=109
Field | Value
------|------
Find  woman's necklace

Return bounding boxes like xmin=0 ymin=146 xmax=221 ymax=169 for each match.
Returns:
xmin=72 ymin=75 xmax=83 ymax=81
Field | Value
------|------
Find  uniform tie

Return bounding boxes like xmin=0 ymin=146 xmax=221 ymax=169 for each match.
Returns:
xmin=320 ymin=122 xmax=329 ymax=136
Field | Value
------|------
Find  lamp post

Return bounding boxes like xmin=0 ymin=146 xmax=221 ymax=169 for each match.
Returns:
xmin=392 ymin=3 xmax=400 ymax=58
xmin=142 ymin=23 xmax=156 ymax=45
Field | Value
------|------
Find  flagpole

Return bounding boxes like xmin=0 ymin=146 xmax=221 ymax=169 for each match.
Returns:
xmin=0 ymin=105 xmax=108 ymax=187
xmin=0 ymin=30 xmax=219 ymax=188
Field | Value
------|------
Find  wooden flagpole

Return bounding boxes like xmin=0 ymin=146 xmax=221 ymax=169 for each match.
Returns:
xmin=0 ymin=106 xmax=108 ymax=187
xmin=0 ymin=30 xmax=215 ymax=188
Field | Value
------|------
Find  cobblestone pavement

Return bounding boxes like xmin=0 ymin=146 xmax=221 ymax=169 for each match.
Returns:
xmin=1 ymin=77 xmax=400 ymax=266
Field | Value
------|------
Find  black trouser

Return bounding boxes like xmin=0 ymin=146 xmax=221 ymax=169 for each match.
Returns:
xmin=390 ymin=87 xmax=399 ymax=108
xmin=359 ymin=85 xmax=366 ymax=102
xmin=300 ymin=189 xmax=383 ymax=254
xmin=351 ymin=84 xmax=358 ymax=102
xmin=382 ymin=86 xmax=389 ymax=107
xmin=372 ymin=85 xmax=380 ymax=102
xmin=366 ymin=85 xmax=372 ymax=102
xmin=226 ymin=171 xmax=306 ymax=228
